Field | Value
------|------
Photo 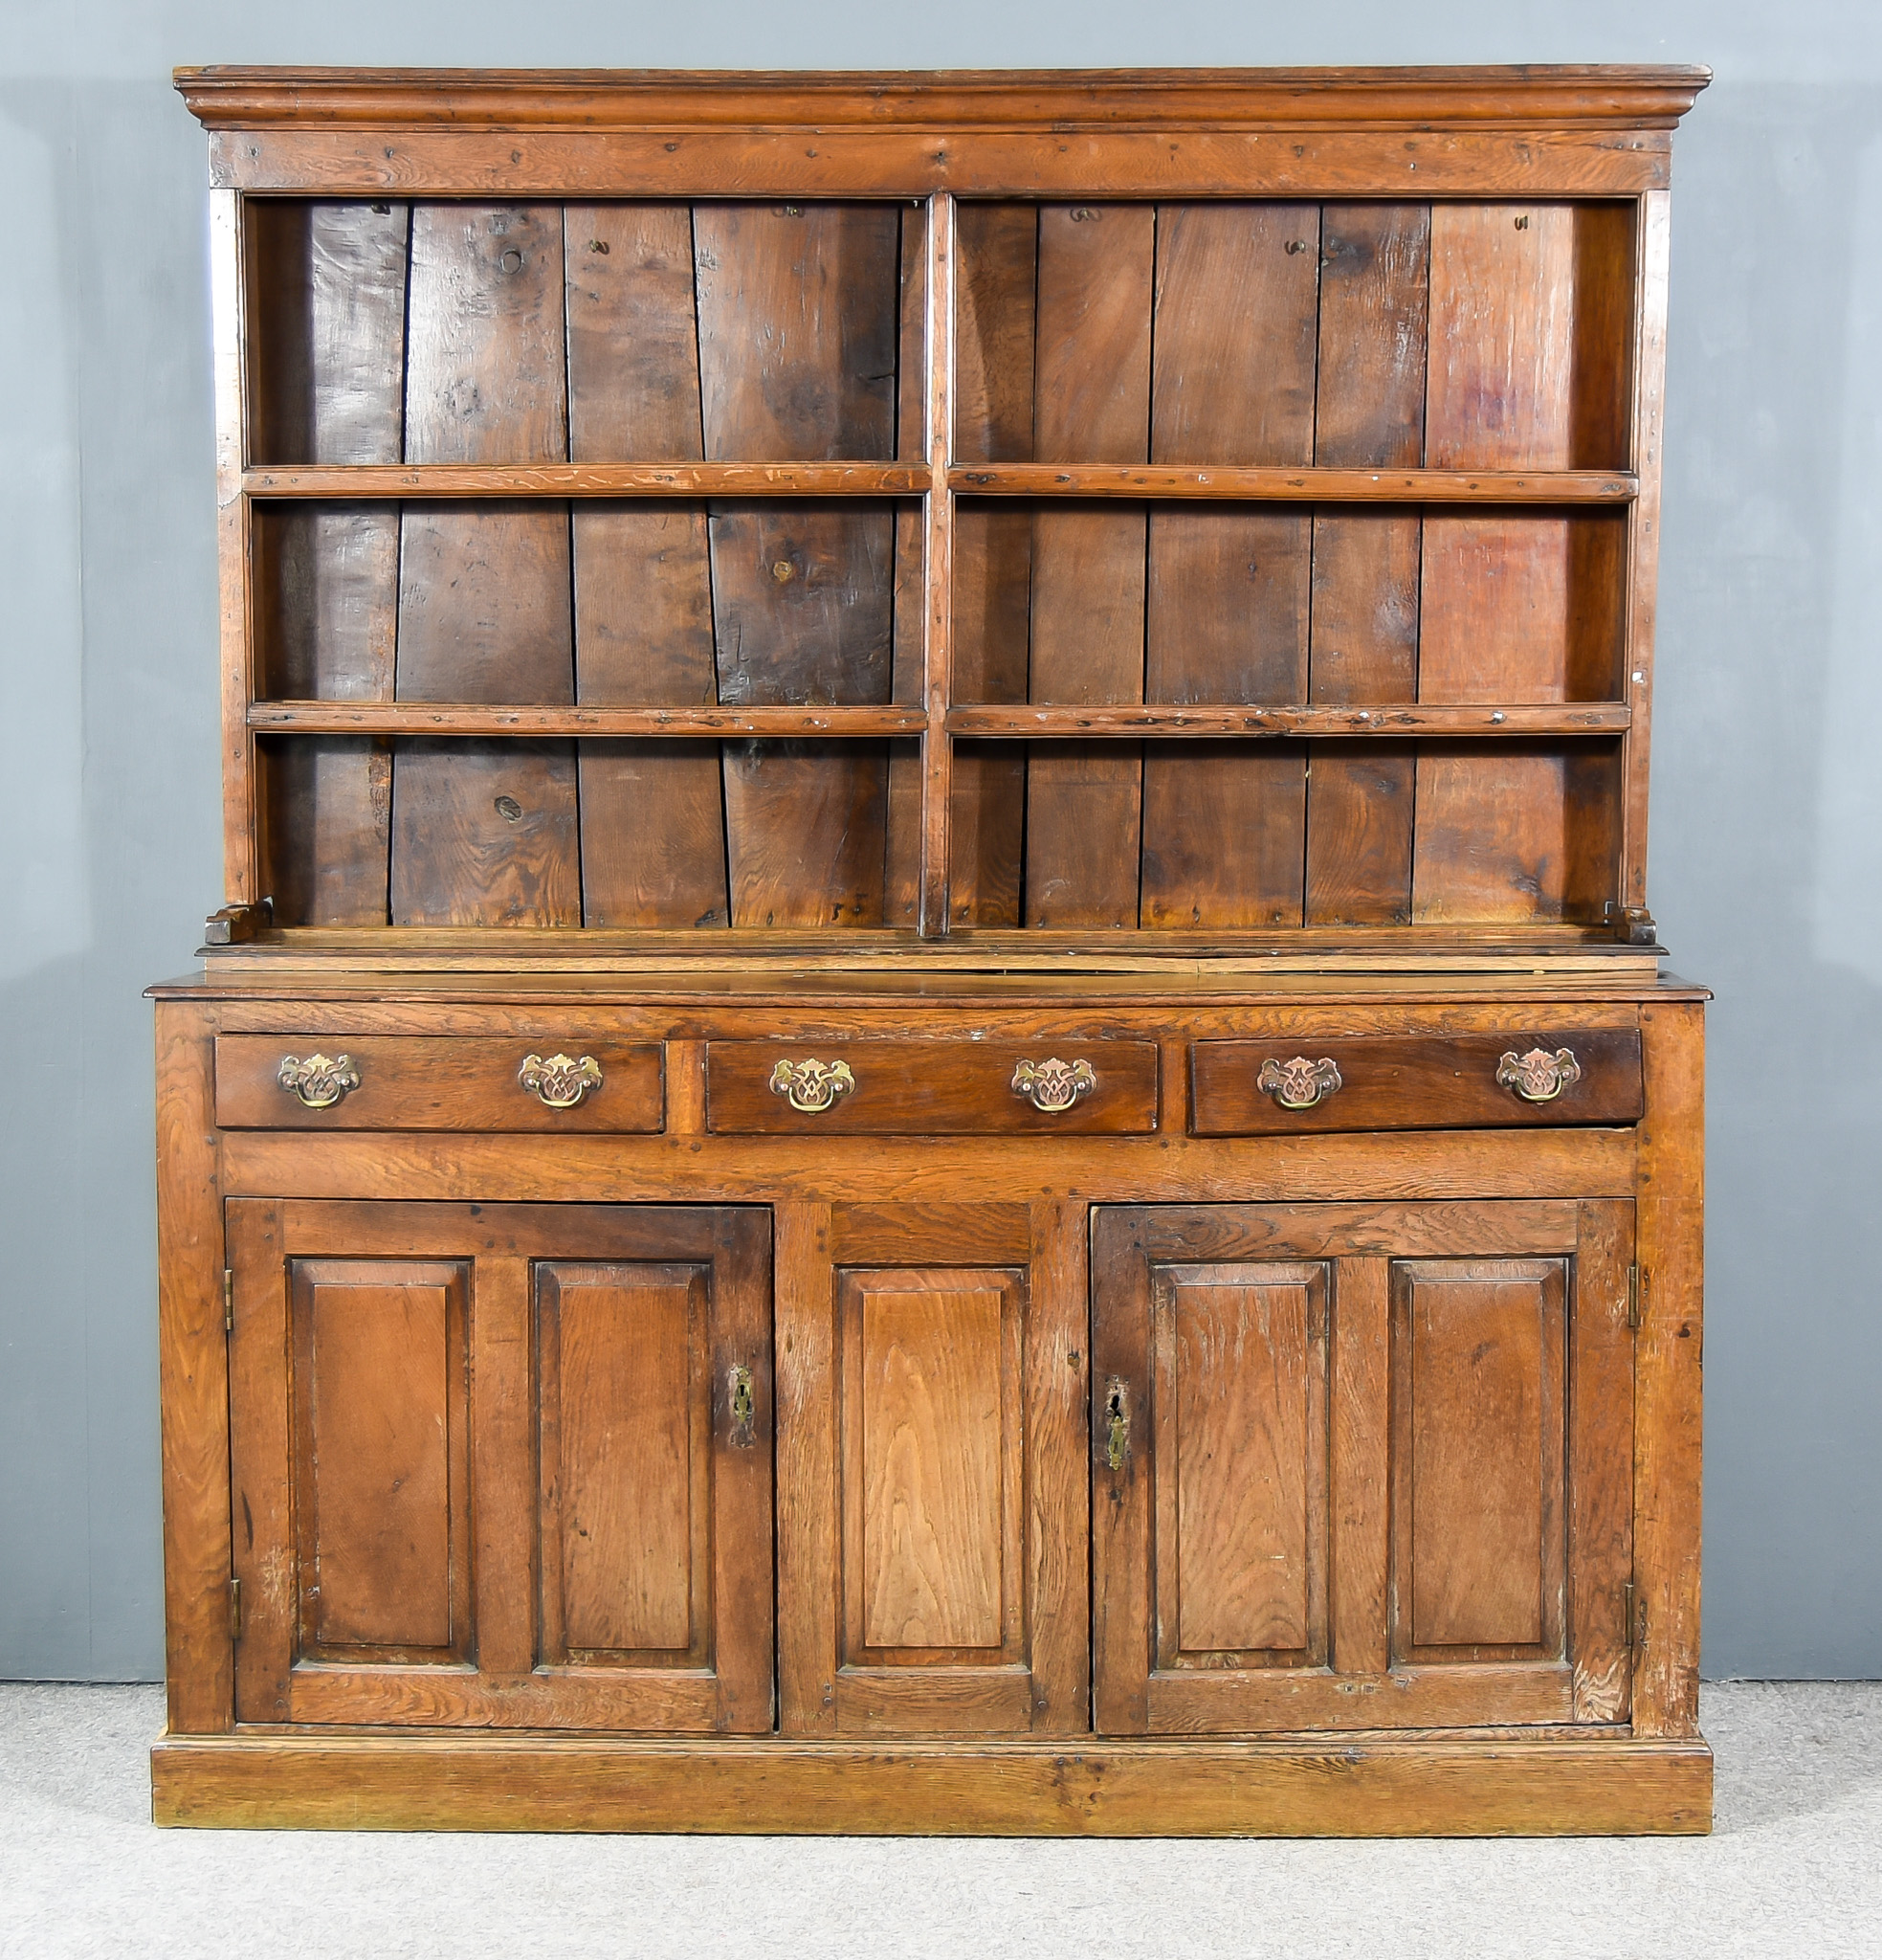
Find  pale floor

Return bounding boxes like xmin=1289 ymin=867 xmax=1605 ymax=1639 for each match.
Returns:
xmin=0 ymin=1682 xmax=1876 ymax=1959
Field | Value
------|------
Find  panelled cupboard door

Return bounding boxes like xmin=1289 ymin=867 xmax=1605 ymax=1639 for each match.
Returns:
xmin=226 ymin=1199 xmax=773 ymax=1732
xmin=1091 ymin=1200 xmax=1634 ymax=1734
xmin=775 ymin=1201 xmax=1088 ymax=1736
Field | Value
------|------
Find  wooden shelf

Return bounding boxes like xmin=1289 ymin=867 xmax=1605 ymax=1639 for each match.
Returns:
xmin=249 ymin=702 xmax=929 ymax=737
xmin=241 ymin=462 xmax=1637 ymax=504
xmin=948 ymin=465 xmax=1636 ymax=502
xmin=945 ymin=704 xmax=1632 ymax=738
xmin=243 ymin=463 xmax=928 ymax=499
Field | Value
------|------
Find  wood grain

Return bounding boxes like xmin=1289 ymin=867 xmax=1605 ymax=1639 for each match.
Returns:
xmin=1026 ymin=203 xmax=1154 ymax=927
xmin=849 ymin=1273 xmax=1012 ymax=1650
xmin=563 ymin=204 xmax=728 ymax=927
xmin=540 ymin=1264 xmax=702 ymax=1654
xmin=394 ymin=202 xmax=577 ymax=925
xmin=1331 ymin=1256 xmax=1390 ymax=1676
xmin=1411 ymin=743 xmax=1622 ymax=926
xmin=291 ymin=1260 xmax=466 ymax=1653
xmin=245 ymin=199 xmax=410 ymax=467
xmin=156 ymin=1007 xmax=233 ymax=1733
xmin=1189 ymin=1028 xmax=1644 ymax=1135
xmin=1161 ymin=1263 xmax=1323 ymax=1656
xmin=226 ymin=1199 xmax=292 ymax=1724
xmin=954 ymin=203 xmax=1036 ymax=463
xmin=775 ymin=1201 xmax=838 ymax=1733
xmin=1570 ymin=1200 xmax=1635 ymax=1723
xmin=706 ymin=1037 xmax=1159 ymax=1134
xmin=245 ymin=203 xmax=408 ymax=924
xmin=1632 ymin=999 xmax=1705 ymax=1737
xmin=1395 ymin=1259 xmax=1563 ymax=1653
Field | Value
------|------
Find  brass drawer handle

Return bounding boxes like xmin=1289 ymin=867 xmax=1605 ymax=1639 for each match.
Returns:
xmin=1257 ymin=1056 xmax=1342 ymax=1110
xmin=519 ymin=1052 xmax=603 ymax=1109
xmin=277 ymin=1052 xmax=360 ymax=1110
xmin=1011 ymin=1057 xmax=1097 ymax=1113
xmin=1496 ymin=1046 xmax=1583 ymax=1103
xmin=769 ymin=1057 xmax=855 ymax=1114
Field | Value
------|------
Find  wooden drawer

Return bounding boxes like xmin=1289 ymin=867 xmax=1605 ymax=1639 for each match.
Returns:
xmin=214 ymin=1036 xmax=664 ymax=1132
xmin=1189 ymin=1029 xmax=1643 ymax=1135
xmin=706 ymin=1039 xmax=1160 ymax=1134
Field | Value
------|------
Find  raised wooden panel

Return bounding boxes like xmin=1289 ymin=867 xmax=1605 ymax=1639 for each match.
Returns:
xmin=849 ymin=1274 xmax=1015 ymax=1653
xmin=1392 ymin=1259 xmax=1566 ymax=1659
xmin=289 ymin=1258 xmax=471 ymax=1661
xmin=1155 ymin=1262 xmax=1327 ymax=1661
xmin=537 ymin=1263 xmax=709 ymax=1660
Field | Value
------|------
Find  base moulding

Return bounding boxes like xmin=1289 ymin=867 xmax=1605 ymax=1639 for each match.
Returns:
xmin=151 ymin=1732 xmax=1715 ymax=1836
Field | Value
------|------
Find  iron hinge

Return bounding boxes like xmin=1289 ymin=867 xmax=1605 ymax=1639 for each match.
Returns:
xmin=223 ymin=1269 xmax=233 ymax=1334
xmin=228 ymin=1576 xmax=242 ymax=1642
xmin=1627 ymin=1264 xmax=1646 ymax=1331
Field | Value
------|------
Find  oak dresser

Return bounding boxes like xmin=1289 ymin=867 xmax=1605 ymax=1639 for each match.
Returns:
xmin=151 ymin=64 xmax=1712 ymax=1833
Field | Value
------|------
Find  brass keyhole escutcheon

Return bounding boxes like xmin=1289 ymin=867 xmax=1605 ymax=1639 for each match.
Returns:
xmin=1104 ymin=1378 xmax=1130 ymax=1471
xmin=728 ymin=1365 xmax=756 ymax=1449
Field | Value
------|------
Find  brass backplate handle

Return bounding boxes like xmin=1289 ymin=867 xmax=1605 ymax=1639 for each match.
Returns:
xmin=519 ymin=1052 xmax=604 ymax=1108
xmin=769 ymin=1058 xmax=856 ymax=1114
xmin=1495 ymin=1046 xmax=1583 ymax=1103
xmin=728 ymin=1365 xmax=756 ymax=1449
xmin=1011 ymin=1057 xmax=1098 ymax=1113
xmin=1256 ymin=1056 xmax=1343 ymax=1111
xmin=277 ymin=1052 xmax=360 ymax=1110
xmin=1104 ymin=1377 xmax=1130 ymax=1471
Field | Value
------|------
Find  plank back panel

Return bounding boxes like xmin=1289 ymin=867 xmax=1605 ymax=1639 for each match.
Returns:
xmin=1411 ymin=742 xmax=1621 ymax=924
xmin=563 ymin=203 xmax=726 ymax=926
xmin=538 ymin=1264 xmax=707 ymax=1659
xmin=696 ymin=204 xmax=898 ymax=926
xmin=246 ymin=199 xmax=410 ymax=466
xmin=393 ymin=202 xmax=577 ymax=925
xmin=1306 ymin=203 xmax=1429 ymax=926
xmin=289 ymin=1259 xmax=470 ymax=1659
xmin=1024 ymin=204 xmax=1153 ymax=927
xmin=948 ymin=503 xmax=1029 ymax=925
xmin=1142 ymin=205 xmax=1317 ymax=927
xmin=247 ymin=201 xmax=408 ymax=924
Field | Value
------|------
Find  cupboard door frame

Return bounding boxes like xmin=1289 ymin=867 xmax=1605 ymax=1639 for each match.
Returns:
xmin=226 ymin=1198 xmax=773 ymax=1732
xmin=776 ymin=1199 xmax=1089 ymax=1736
xmin=1092 ymin=1198 xmax=1634 ymax=1734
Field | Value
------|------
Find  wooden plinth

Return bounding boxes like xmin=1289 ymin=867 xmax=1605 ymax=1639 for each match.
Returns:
xmin=152 ymin=1733 xmax=1713 ymax=1837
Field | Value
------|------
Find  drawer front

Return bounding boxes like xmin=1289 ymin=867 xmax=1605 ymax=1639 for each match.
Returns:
xmin=707 ymin=1039 xmax=1160 ymax=1134
xmin=215 ymin=1036 xmax=664 ymax=1132
xmin=1190 ymin=1030 xmax=1643 ymax=1135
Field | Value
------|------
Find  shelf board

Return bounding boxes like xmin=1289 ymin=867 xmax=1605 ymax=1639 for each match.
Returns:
xmin=239 ymin=463 xmax=1637 ymax=505
xmin=946 ymin=703 xmax=1632 ymax=738
xmin=948 ymin=465 xmax=1637 ymax=502
xmin=249 ymin=702 xmax=929 ymax=737
xmin=242 ymin=462 xmax=929 ymax=500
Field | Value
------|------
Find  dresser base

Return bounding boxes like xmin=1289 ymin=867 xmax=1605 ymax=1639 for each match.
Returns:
xmin=151 ymin=1732 xmax=1713 ymax=1836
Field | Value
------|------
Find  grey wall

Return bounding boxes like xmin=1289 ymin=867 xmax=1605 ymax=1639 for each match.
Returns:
xmin=3 ymin=0 xmax=1877 ymax=1681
